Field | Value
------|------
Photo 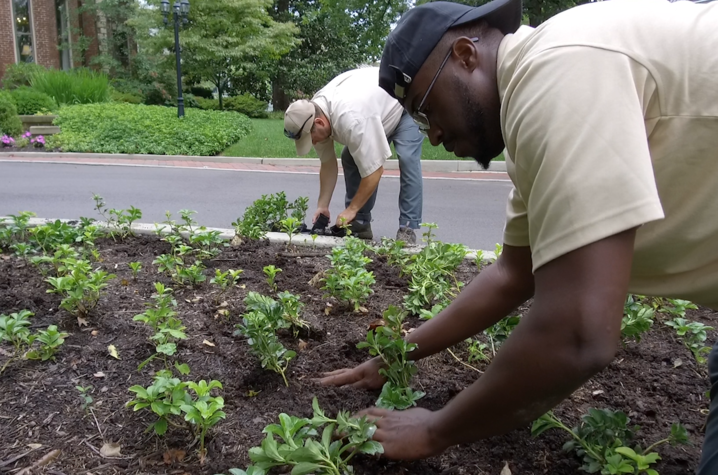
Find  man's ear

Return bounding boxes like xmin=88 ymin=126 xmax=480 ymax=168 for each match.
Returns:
xmin=452 ymin=37 xmax=479 ymax=72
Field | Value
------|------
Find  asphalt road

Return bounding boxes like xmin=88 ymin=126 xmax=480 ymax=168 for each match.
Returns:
xmin=0 ymin=162 xmax=511 ymax=250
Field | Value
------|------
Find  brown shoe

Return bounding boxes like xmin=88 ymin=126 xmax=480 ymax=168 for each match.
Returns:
xmin=348 ymin=221 xmax=373 ymax=240
xmin=396 ymin=226 xmax=417 ymax=244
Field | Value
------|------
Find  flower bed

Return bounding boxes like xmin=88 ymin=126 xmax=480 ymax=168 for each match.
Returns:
xmin=0 ymin=208 xmax=713 ymax=474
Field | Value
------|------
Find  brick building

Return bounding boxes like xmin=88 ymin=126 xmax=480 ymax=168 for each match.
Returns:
xmin=0 ymin=0 xmax=105 ymax=80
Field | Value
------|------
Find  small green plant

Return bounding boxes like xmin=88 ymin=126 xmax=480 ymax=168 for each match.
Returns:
xmin=210 ymin=268 xmax=243 ymax=301
xmin=0 ymin=211 xmax=36 ymax=250
xmin=240 ymin=397 xmax=383 ymax=474
xmin=280 ymin=216 xmax=302 ymax=247
xmin=493 ymin=243 xmax=504 ymax=262
xmin=129 ymin=261 xmax=142 ymax=280
xmin=277 ymin=291 xmax=309 ymax=335
xmin=466 ymin=338 xmax=491 ymax=364
xmin=532 ymin=409 xmax=689 ymax=474
xmin=664 ymin=317 xmax=713 ymax=364
xmin=134 ymin=283 xmax=186 ymax=371
xmin=322 ymin=237 xmax=376 ymax=311
xmin=375 ymin=237 xmax=409 ymax=269
xmin=235 ymin=308 xmax=296 ymax=386
xmin=485 ymin=315 xmax=521 ymax=356
xmin=233 ymin=192 xmax=308 ymax=239
xmin=0 ymin=311 xmax=68 ymax=373
xmin=92 ymin=194 xmax=142 ymax=240
xmin=621 ymin=295 xmax=656 ymax=342
xmin=660 ymin=299 xmax=698 ymax=319
xmin=76 ymin=385 xmax=94 ymax=412
xmin=420 ymin=222 xmax=438 ymax=244
xmin=418 ymin=303 xmax=446 ymax=321
xmin=474 ymin=250 xmax=485 ymax=268
xmin=46 ymin=259 xmax=116 ymax=319
xmin=357 ymin=305 xmax=424 ymax=410
xmin=263 ymin=265 xmax=282 ymax=291
xmin=180 ymin=380 xmax=227 ymax=463
xmin=311 ymin=233 xmax=318 ymax=248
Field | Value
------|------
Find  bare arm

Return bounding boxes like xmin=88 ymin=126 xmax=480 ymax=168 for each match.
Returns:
xmin=368 ymin=228 xmax=637 ymax=459
xmin=318 ymin=159 xmax=338 ymax=210
xmin=336 ymin=166 xmax=384 ymax=226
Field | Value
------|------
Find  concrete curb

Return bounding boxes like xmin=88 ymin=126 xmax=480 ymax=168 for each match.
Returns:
xmin=0 ymin=151 xmax=508 ymax=173
xmin=3 ymin=216 xmax=496 ymax=263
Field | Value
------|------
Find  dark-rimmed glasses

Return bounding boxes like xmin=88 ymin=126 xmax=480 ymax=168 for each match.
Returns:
xmin=413 ymin=37 xmax=479 ymax=136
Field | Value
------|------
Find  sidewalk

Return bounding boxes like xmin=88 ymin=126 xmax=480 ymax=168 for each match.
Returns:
xmin=0 ymin=151 xmax=510 ymax=182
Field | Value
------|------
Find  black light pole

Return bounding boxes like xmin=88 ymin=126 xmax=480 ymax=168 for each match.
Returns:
xmin=161 ymin=0 xmax=190 ymax=118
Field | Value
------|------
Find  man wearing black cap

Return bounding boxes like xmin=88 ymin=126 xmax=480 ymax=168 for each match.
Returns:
xmin=321 ymin=0 xmax=718 ymax=471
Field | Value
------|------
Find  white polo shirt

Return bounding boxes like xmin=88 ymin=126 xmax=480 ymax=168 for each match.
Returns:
xmin=312 ymin=67 xmax=404 ymax=178
xmin=497 ymin=0 xmax=718 ymax=308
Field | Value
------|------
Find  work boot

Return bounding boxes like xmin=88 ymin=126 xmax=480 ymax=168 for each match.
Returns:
xmin=348 ymin=221 xmax=373 ymax=240
xmin=396 ymin=226 xmax=417 ymax=244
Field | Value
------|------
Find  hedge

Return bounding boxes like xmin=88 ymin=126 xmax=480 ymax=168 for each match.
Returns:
xmin=9 ymin=87 xmax=57 ymax=115
xmin=0 ymin=91 xmax=23 ymax=137
xmin=51 ymin=103 xmax=252 ymax=156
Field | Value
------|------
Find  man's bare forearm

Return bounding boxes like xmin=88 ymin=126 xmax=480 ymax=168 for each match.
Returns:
xmin=318 ymin=159 xmax=338 ymax=208
xmin=347 ymin=167 xmax=383 ymax=213
xmin=407 ymin=245 xmax=534 ymax=360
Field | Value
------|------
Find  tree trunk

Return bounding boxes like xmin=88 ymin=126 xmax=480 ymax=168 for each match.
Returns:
xmin=272 ymin=79 xmax=289 ymax=112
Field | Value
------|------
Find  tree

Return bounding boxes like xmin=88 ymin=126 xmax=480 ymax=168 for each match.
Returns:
xmin=133 ymin=0 xmax=299 ymax=109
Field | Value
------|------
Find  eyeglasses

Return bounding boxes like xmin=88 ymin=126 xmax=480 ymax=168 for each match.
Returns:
xmin=412 ymin=37 xmax=479 ymax=136
xmin=284 ymin=115 xmax=312 ymax=140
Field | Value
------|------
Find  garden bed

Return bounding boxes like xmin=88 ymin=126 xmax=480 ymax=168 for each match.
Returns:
xmin=0 ymin=234 xmax=713 ymax=475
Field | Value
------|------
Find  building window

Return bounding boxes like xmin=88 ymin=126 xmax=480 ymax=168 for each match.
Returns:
xmin=13 ymin=0 xmax=35 ymax=63
xmin=56 ymin=0 xmax=72 ymax=69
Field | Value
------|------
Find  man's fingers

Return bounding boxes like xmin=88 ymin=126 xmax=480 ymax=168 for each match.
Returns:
xmin=322 ymin=368 xmax=351 ymax=377
xmin=356 ymin=407 xmax=391 ymax=421
xmin=318 ymin=369 xmax=357 ymax=386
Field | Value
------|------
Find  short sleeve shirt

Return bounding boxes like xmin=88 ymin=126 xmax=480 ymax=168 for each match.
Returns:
xmin=312 ymin=67 xmax=404 ymax=178
xmin=497 ymin=0 xmax=718 ymax=309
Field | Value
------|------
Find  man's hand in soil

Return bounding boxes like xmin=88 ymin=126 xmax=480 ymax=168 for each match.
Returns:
xmin=360 ymin=407 xmax=448 ymax=460
xmin=313 ymin=207 xmax=330 ymax=224
xmin=319 ymin=357 xmax=386 ymax=389
xmin=336 ymin=208 xmax=358 ymax=228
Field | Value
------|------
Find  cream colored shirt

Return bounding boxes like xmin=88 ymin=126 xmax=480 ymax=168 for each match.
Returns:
xmin=497 ymin=0 xmax=718 ymax=309
xmin=312 ymin=67 xmax=404 ymax=178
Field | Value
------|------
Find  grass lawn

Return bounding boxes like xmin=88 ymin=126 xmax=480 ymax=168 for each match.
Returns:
xmin=222 ymin=118 xmax=504 ymax=161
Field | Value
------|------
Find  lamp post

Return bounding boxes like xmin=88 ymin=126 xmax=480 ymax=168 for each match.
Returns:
xmin=161 ymin=0 xmax=190 ymax=118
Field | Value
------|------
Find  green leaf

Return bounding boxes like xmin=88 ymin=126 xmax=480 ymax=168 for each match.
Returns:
xmin=358 ymin=440 xmax=384 ymax=455
xmin=291 ymin=463 xmax=325 ymax=475
xmin=154 ymin=418 xmax=168 ymax=435
xmin=174 ymin=362 xmax=191 ymax=375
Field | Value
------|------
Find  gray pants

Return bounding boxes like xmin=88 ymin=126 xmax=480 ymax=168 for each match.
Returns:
xmin=341 ymin=112 xmax=424 ymax=229
xmin=698 ymin=341 xmax=718 ymax=473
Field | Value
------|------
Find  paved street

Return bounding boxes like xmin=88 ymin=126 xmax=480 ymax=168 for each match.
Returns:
xmin=0 ymin=161 xmax=511 ymax=250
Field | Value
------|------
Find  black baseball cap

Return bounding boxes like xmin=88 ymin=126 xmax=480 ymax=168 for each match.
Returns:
xmin=379 ymin=0 xmax=522 ymax=105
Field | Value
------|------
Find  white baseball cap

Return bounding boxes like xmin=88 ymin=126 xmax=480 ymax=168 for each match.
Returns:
xmin=284 ymin=100 xmax=316 ymax=156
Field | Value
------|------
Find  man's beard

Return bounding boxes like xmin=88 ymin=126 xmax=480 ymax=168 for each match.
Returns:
xmin=454 ymin=77 xmax=493 ymax=169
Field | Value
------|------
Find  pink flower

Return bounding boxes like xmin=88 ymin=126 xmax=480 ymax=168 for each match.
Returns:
xmin=1 ymin=135 xmax=15 ymax=146
xmin=22 ymin=131 xmax=31 ymax=139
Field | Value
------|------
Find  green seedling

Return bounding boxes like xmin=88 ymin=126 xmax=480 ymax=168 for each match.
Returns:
xmin=235 ymin=309 xmax=295 ymax=386
xmin=665 ymin=317 xmax=713 ymax=364
xmin=0 ymin=211 xmax=36 ymax=251
xmin=76 ymin=385 xmax=94 ymax=412
xmin=233 ymin=192 xmax=308 ymax=240
xmin=134 ymin=283 xmax=186 ymax=371
xmin=25 ymin=325 xmax=69 ymax=361
xmin=493 ymin=243 xmax=503 ymax=262
xmin=661 ymin=299 xmax=698 ymax=319
xmin=188 ymin=228 xmax=226 ymax=259
xmin=532 ymin=409 xmax=688 ymax=474
xmin=420 ymin=222 xmax=438 ymax=244
xmin=466 ymin=338 xmax=491 ymax=363
xmin=240 ymin=397 xmax=382 ymax=475
xmin=263 ymin=265 xmax=282 ymax=291
xmin=375 ymin=237 xmax=409 ymax=269
xmin=419 ymin=303 xmax=446 ymax=321
xmin=129 ymin=261 xmax=142 ymax=280
xmin=210 ymin=268 xmax=243 ymax=301
xmin=322 ymin=237 xmax=375 ymax=311
xmin=0 ymin=311 xmax=68 ymax=373
xmin=181 ymin=380 xmax=227 ymax=463
xmin=46 ymin=259 xmax=116 ymax=319
xmin=338 ymin=216 xmax=352 ymax=236
xmin=10 ymin=242 xmax=33 ymax=258
xmin=358 ymin=305 xmax=424 ymax=410
xmin=92 ymin=194 xmax=141 ymax=240
xmin=30 ymin=244 xmax=79 ymax=276
xmin=311 ymin=233 xmax=318 ymax=248
xmin=485 ymin=315 xmax=521 ymax=356
xmin=474 ymin=250 xmax=485 ymax=268
xmin=621 ymin=295 xmax=656 ymax=342
xmin=280 ymin=216 xmax=302 ymax=247
xmin=277 ymin=291 xmax=309 ymax=335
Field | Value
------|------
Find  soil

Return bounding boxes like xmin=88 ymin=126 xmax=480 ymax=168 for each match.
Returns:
xmin=0 ymin=235 xmax=714 ymax=475
xmin=0 ymin=145 xmax=60 ymax=153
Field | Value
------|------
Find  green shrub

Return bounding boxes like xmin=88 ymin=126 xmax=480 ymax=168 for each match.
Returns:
xmin=0 ymin=92 xmax=23 ymax=137
xmin=223 ymin=94 xmax=268 ymax=118
xmin=1 ymin=62 xmax=47 ymax=89
xmin=52 ymin=103 xmax=252 ymax=156
xmin=184 ymin=94 xmax=200 ymax=109
xmin=9 ymin=87 xmax=57 ymax=115
xmin=31 ymin=68 xmax=110 ymax=105
xmin=143 ymin=84 xmax=173 ymax=106
xmin=110 ymin=89 xmax=143 ymax=104
xmin=189 ymin=86 xmax=214 ymax=99
xmin=195 ymin=97 xmax=219 ymax=111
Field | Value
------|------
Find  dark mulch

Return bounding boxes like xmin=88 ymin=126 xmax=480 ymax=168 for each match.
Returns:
xmin=0 ymin=236 xmax=713 ymax=474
